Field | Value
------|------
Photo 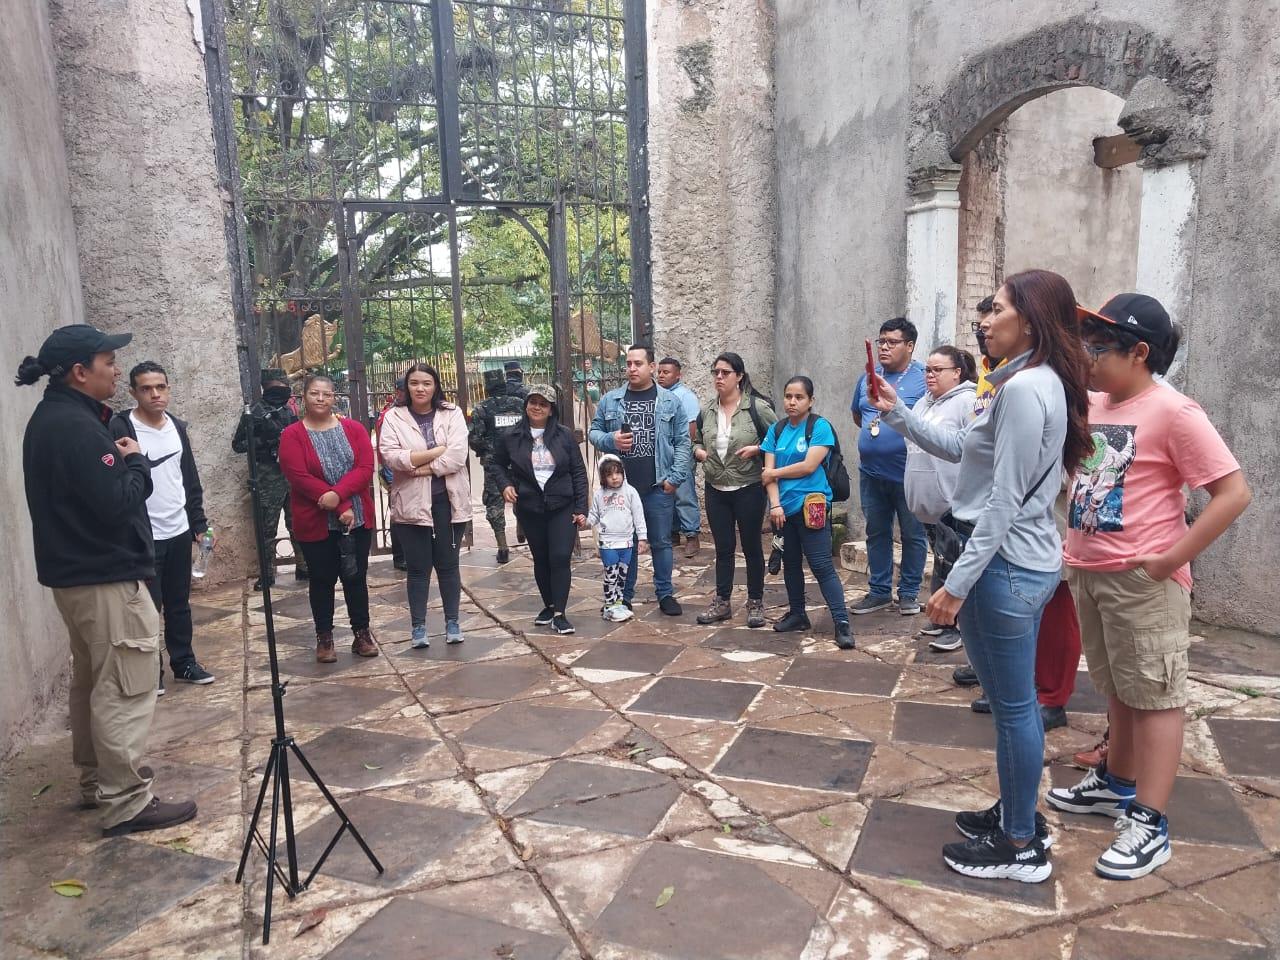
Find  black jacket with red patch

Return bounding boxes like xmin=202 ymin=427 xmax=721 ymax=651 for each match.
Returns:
xmin=23 ymin=384 xmax=154 ymax=588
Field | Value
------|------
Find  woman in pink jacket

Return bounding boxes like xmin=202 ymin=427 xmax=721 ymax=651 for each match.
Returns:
xmin=378 ymin=363 xmax=473 ymax=647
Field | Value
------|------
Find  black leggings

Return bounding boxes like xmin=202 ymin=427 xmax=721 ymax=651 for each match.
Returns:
xmin=705 ymin=482 xmax=766 ymax=601
xmin=297 ymin=527 xmax=372 ymax=634
xmin=516 ymin=504 xmax=576 ymax=613
xmin=395 ymin=495 xmax=465 ymax=627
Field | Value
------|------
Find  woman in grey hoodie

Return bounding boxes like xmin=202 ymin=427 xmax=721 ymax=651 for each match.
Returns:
xmin=904 ymin=345 xmax=978 ymax=649
xmin=870 ymin=270 xmax=1092 ymax=885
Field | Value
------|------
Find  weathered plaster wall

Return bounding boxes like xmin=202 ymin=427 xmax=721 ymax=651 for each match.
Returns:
xmin=775 ymin=1 xmax=1280 ymax=631
xmin=0 ymin=0 xmax=83 ymax=755
xmin=647 ymin=0 xmax=777 ymax=404
xmin=49 ymin=0 xmax=252 ymax=584
xmin=1003 ymin=87 xmax=1142 ymax=310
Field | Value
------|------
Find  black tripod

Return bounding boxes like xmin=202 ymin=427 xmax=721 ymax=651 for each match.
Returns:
xmin=234 ymin=402 xmax=382 ymax=944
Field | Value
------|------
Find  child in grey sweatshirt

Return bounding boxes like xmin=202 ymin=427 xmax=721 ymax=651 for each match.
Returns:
xmin=587 ymin=454 xmax=648 ymax=621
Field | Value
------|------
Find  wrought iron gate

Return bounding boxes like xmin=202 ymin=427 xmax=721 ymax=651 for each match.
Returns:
xmin=202 ymin=0 xmax=651 ymax=428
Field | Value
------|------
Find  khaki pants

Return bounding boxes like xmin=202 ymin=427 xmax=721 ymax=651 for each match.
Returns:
xmin=52 ymin=580 xmax=160 ymax=828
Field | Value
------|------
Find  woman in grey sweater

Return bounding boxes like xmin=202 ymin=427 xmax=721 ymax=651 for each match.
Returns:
xmin=870 ymin=269 xmax=1091 ymax=884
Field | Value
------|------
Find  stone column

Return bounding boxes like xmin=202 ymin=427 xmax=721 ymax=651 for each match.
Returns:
xmin=905 ymin=165 xmax=963 ymax=357
xmin=1135 ymin=158 xmax=1199 ymax=383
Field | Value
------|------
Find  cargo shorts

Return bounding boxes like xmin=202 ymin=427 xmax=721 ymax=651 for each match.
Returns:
xmin=1067 ymin=565 xmax=1192 ymax=711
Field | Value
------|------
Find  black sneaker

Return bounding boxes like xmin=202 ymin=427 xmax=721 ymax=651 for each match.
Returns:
xmin=658 ymin=595 xmax=683 ymax=616
xmin=971 ymin=696 xmax=991 ymax=714
xmin=534 ymin=606 xmax=555 ymax=626
xmin=551 ymin=614 xmax=575 ymax=635
xmin=1095 ymin=803 xmax=1171 ymax=880
xmin=942 ymin=829 xmax=1052 ymax=883
xmin=174 ymin=662 xmax=215 ymax=685
xmin=918 ymin=622 xmax=945 ymax=637
xmin=834 ymin=621 xmax=855 ymax=650
xmin=953 ymin=665 xmax=980 ymax=687
xmin=622 ymin=599 xmax=633 ymax=611
xmin=1040 ymin=705 xmax=1068 ymax=731
xmin=773 ymin=611 xmax=811 ymax=633
xmin=496 ymin=548 xmax=510 ymax=564
xmin=929 ymin=628 xmax=964 ymax=652
xmin=851 ymin=594 xmax=893 ymax=615
xmin=103 ymin=797 xmax=198 ymax=838
xmin=955 ymin=799 xmax=1053 ymax=848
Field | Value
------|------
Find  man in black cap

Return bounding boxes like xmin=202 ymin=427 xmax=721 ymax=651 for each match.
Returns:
xmin=504 ymin=360 xmax=528 ymax=399
xmin=233 ymin=369 xmax=307 ymax=587
xmin=469 ymin=369 xmax=526 ymax=562
xmin=16 ymin=324 xmax=197 ymax=837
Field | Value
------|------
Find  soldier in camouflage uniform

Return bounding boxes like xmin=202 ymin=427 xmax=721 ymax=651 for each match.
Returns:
xmin=469 ymin=369 xmax=526 ymax=563
xmin=233 ymin=369 xmax=308 ymax=587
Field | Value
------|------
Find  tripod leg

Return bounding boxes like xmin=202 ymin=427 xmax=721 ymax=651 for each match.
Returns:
xmin=236 ymin=745 xmax=277 ymax=884
xmin=276 ymin=743 xmax=301 ymax=893
xmin=290 ymin=741 xmax=385 ymax=878
xmin=262 ymin=749 xmax=283 ymax=945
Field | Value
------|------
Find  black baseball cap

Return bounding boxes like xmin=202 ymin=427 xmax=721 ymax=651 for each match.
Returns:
xmin=1077 ymin=294 xmax=1173 ymax=350
xmin=38 ymin=324 xmax=132 ymax=378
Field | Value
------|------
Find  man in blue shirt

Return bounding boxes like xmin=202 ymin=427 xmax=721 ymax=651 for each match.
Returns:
xmin=849 ymin=317 xmax=929 ymax=615
xmin=657 ymin=357 xmax=702 ymax=557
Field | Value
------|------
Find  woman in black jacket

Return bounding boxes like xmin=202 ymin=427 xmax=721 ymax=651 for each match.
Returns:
xmin=491 ymin=383 xmax=589 ymax=634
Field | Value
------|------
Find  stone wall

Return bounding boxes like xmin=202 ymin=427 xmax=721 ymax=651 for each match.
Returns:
xmin=775 ymin=1 xmax=1280 ymax=633
xmin=0 ymin=0 xmax=85 ymax=755
xmin=1002 ymin=87 xmax=1142 ymax=310
xmin=647 ymin=0 xmax=777 ymax=403
xmin=956 ymin=129 xmax=1005 ymax=353
xmin=49 ymin=0 xmax=252 ymax=584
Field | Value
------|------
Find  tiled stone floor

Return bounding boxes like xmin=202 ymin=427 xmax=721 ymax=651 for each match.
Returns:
xmin=2 ymin=517 xmax=1279 ymax=959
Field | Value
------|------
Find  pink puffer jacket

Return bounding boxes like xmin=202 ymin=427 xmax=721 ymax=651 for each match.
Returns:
xmin=377 ymin=404 xmax=474 ymax=526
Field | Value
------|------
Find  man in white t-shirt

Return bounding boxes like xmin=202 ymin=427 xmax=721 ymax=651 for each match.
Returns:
xmin=111 ymin=362 xmax=215 ymax=691
xmin=657 ymin=357 xmax=702 ymax=557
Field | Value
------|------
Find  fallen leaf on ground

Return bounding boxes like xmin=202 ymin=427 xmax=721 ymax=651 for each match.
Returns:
xmin=655 ymin=885 xmax=675 ymax=908
xmin=164 ymin=837 xmax=195 ymax=854
xmin=51 ymin=880 xmax=86 ymax=898
xmin=32 ymin=783 xmax=53 ymax=799
xmin=897 ymin=878 xmax=923 ymax=888
xmin=519 ymin=843 xmax=534 ymax=861
xmin=721 ymin=824 xmax=732 ymax=834
xmin=817 ymin=813 xmax=834 ymax=828
xmin=628 ymin=746 xmax=648 ymax=757
xmin=362 ymin=762 xmax=382 ymax=770
xmin=294 ymin=907 xmax=327 ymax=937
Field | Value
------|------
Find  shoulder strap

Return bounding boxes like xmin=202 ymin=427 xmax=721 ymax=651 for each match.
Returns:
xmin=1021 ymin=463 xmax=1056 ymax=507
xmin=769 ymin=418 xmax=785 ymax=444
xmin=804 ymin=413 xmax=818 ymax=443
xmin=747 ymin=395 xmax=766 ymax=441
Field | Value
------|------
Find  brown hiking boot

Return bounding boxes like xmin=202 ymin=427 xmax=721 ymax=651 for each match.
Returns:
xmin=696 ymin=597 xmax=732 ymax=625
xmin=746 ymin=598 xmax=766 ymax=629
xmin=352 ymin=627 xmax=379 ymax=658
xmin=683 ymin=533 xmax=701 ymax=558
xmin=103 ymin=796 xmax=197 ymax=837
xmin=315 ymin=631 xmax=337 ymax=663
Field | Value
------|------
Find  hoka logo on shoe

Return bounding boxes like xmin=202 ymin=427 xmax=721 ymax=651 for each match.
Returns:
xmin=1015 ymin=848 xmax=1038 ymax=861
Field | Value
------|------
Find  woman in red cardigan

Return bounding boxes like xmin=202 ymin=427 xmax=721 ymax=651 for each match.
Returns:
xmin=278 ymin=373 xmax=378 ymax=663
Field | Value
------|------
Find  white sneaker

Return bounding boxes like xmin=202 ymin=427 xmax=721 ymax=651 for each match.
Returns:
xmin=1096 ymin=807 xmax=1171 ymax=880
xmin=607 ymin=604 xmax=634 ymax=622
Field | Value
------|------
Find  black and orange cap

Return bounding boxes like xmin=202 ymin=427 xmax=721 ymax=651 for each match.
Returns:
xmin=1076 ymin=293 xmax=1173 ymax=351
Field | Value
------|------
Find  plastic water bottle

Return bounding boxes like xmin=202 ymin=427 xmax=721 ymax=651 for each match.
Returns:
xmin=192 ymin=527 xmax=215 ymax=579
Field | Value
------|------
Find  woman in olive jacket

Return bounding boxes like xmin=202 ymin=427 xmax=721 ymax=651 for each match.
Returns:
xmin=692 ymin=352 xmax=778 ymax=627
xmin=490 ymin=384 xmax=589 ymax=634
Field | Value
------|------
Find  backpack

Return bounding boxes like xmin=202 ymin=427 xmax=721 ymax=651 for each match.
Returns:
xmin=769 ymin=413 xmax=851 ymax=502
xmin=697 ymin=392 xmax=770 ymax=443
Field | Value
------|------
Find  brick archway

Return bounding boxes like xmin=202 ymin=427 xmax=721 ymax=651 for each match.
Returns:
xmin=932 ymin=17 xmax=1211 ymax=160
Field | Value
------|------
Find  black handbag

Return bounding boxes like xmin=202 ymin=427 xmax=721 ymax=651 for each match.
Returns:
xmin=936 ymin=463 xmax=1056 ymax=567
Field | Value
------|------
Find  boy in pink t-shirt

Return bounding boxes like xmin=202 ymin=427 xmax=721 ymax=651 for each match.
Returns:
xmin=1048 ymin=294 xmax=1251 ymax=882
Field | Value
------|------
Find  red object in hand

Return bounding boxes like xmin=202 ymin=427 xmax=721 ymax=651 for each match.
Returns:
xmin=865 ymin=339 xmax=880 ymax=400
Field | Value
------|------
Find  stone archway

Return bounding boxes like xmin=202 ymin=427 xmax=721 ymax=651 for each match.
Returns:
xmin=904 ymin=17 xmax=1212 ymax=364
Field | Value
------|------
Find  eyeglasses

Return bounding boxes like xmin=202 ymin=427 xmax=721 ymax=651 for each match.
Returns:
xmin=711 ymin=368 xmax=735 ymax=378
xmin=1081 ymin=342 xmax=1121 ymax=360
xmin=923 ymin=366 xmax=958 ymax=375
xmin=876 ymin=337 xmax=907 ymax=347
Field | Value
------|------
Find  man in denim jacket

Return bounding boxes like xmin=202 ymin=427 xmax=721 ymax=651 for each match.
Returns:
xmin=589 ymin=345 xmax=692 ymax=615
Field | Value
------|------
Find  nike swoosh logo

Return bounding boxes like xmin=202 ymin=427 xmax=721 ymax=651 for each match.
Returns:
xmin=145 ymin=452 xmax=179 ymax=468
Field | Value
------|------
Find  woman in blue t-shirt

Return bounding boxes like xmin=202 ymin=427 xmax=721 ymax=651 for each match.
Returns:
xmin=761 ymin=376 xmax=853 ymax=649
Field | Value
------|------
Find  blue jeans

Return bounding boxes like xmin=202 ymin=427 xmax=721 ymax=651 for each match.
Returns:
xmin=782 ymin=512 xmax=848 ymax=624
xmin=957 ymin=553 xmax=1059 ymax=842
xmin=859 ymin=472 xmax=927 ymax=600
xmin=674 ymin=469 xmax=700 ymax=536
xmin=624 ymin=488 xmax=675 ymax=601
